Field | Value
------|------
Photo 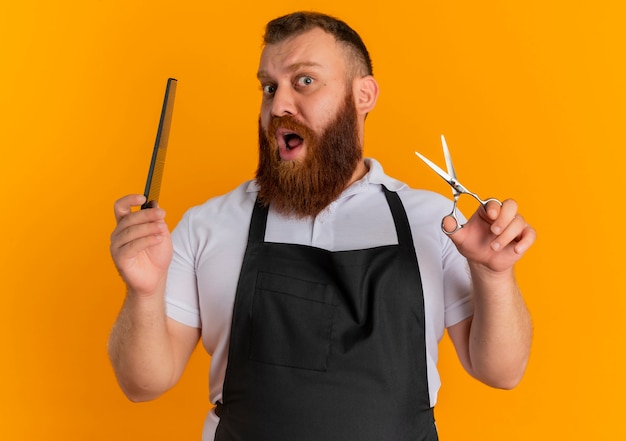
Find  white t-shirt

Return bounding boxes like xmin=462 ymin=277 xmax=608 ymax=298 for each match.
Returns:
xmin=165 ymin=158 xmax=473 ymax=439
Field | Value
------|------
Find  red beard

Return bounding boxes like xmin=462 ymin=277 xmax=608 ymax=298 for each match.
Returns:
xmin=256 ymin=93 xmax=362 ymax=218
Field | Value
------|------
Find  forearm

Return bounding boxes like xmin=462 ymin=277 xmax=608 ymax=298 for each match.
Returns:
xmin=467 ymin=263 xmax=532 ymax=389
xmin=108 ymin=288 xmax=177 ymax=401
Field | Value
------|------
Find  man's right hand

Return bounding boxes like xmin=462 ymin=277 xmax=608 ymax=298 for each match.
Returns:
xmin=110 ymin=194 xmax=173 ymax=297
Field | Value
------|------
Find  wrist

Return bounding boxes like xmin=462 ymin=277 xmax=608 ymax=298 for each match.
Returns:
xmin=468 ymin=261 xmax=517 ymax=294
xmin=124 ymin=274 xmax=168 ymax=299
xmin=125 ymin=283 xmax=167 ymax=309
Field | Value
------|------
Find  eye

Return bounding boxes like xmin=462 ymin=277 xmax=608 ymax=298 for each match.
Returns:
xmin=261 ymin=84 xmax=276 ymax=95
xmin=296 ymin=76 xmax=314 ymax=87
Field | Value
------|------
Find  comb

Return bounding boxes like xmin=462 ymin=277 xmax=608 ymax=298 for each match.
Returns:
xmin=141 ymin=77 xmax=177 ymax=209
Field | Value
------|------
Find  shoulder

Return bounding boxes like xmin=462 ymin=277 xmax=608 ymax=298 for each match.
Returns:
xmin=365 ymin=157 xmax=452 ymax=219
xmin=396 ymin=186 xmax=453 ymax=218
xmin=183 ymin=180 xmax=257 ymax=224
xmin=172 ymin=180 xmax=258 ymax=245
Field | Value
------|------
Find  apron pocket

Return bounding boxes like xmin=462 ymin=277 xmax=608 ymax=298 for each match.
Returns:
xmin=249 ymin=271 xmax=335 ymax=371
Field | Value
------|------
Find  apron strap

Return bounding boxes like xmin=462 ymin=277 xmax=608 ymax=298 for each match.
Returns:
xmin=248 ymin=200 xmax=269 ymax=245
xmin=382 ymin=185 xmax=416 ymax=250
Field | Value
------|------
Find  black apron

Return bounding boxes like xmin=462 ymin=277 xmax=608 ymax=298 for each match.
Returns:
xmin=215 ymin=186 xmax=438 ymax=441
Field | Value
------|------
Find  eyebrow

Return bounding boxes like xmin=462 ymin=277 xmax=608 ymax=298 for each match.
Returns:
xmin=256 ymin=62 xmax=324 ymax=80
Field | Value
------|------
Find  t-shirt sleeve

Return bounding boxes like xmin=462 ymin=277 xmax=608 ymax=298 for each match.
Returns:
xmin=165 ymin=210 xmax=202 ymax=328
xmin=441 ymin=219 xmax=474 ymax=328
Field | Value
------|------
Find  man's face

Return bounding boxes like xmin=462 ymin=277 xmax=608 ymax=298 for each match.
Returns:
xmin=255 ymin=28 xmax=364 ymax=218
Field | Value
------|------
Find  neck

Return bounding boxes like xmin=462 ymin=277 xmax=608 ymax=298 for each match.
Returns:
xmin=346 ymin=159 xmax=369 ymax=188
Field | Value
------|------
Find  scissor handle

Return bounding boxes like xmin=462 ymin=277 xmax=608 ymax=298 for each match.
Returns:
xmin=476 ymin=196 xmax=502 ymax=208
xmin=441 ymin=216 xmax=462 ymax=236
xmin=441 ymin=196 xmax=503 ymax=236
xmin=441 ymin=198 xmax=463 ymax=235
xmin=465 ymin=189 xmax=502 ymax=208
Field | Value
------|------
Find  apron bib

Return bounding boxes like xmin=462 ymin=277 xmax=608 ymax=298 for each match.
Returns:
xmin=215 ymin=186 xmax=437 ymax=441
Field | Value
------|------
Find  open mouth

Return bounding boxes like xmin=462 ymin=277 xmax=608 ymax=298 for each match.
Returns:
xmin=275 ymin=127 xmax=305 ymax=160
xmin=283 ymin=132 xmax=304 ymax=150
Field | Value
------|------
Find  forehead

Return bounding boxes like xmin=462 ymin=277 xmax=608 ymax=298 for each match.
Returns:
xmin=257 ymin=27 xmax=348 ymax=78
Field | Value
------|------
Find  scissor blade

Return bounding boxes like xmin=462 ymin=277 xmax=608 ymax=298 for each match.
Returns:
xmin=415 ymin=151 xmax=455 ymax=186
xmin=441 ymin=134 xmax=461 ymax=199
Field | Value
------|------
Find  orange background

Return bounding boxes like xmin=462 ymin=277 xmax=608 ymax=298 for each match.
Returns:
xmin=2 ymin=0 xmax=625 ymax=439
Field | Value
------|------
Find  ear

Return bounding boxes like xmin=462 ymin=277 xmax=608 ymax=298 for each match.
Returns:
xmin=353 ymin=75 xmax=379 ymax=115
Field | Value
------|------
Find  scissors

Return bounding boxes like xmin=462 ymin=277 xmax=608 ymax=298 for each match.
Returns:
xmin=415 ymin=135 xmax=501 ymax=235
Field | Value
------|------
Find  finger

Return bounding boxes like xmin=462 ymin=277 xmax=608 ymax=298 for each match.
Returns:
xmin=111 ymin=203 xmax=167 ymax=251
xmin=483 ymin=199 xmax=503 ymax=221
xmin=488 ymin=199 xmax=518 ymax=235
xmin=115 ymin=227 xmax=168 ymax=256
xmin=513 ymin=224 xmax=537 ymax=255
xmin=490 ymin=214 xmax=527 ymax=251
xmin=114 ymin=202 xmax=166 ymax=236
xmin=113 ymin=215 xmax=167 ymax=244
xmin=111 ymin=218 xmax=169 ymax=261
xmin=112 ymin=207 xmax=167 ymax=242
xmin=114 ymin=194 xmax=147 ymax=223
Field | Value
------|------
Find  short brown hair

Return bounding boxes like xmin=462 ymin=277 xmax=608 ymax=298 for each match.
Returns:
xmin=263 ymin=11 xmax=373 ymax=77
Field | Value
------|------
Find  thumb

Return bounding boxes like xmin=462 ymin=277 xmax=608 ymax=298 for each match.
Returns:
xmin=442 ymin=215 xmax=460 ymax=236
xmin=441 ymin=214 xmax=470 ymax=248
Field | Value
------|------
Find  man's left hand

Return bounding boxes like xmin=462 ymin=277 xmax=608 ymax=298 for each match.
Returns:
xmin=443 ymin=199 xmax=536 ymax=273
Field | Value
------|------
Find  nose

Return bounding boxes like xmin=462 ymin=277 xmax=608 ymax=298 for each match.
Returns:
xmin=270 ymin=85 xmax=297 ymax=117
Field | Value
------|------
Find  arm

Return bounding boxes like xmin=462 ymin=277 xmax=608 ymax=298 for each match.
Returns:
xmin=108 ymin=194 xmax=200 ymax=401
xmin=446 ymin=199 xmax=535 ymax=389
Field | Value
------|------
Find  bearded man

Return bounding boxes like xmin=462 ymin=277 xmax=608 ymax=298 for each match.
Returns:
xmin=109 ymin=11 xmax=536 ymax=441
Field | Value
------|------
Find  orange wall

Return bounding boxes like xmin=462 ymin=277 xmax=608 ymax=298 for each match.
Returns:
xmin=2 ymin=1 xmax=625 ymax=439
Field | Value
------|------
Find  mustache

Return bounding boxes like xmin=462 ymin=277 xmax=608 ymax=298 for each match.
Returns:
xmin=267 ymin=115 xmax=316 ymax=142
